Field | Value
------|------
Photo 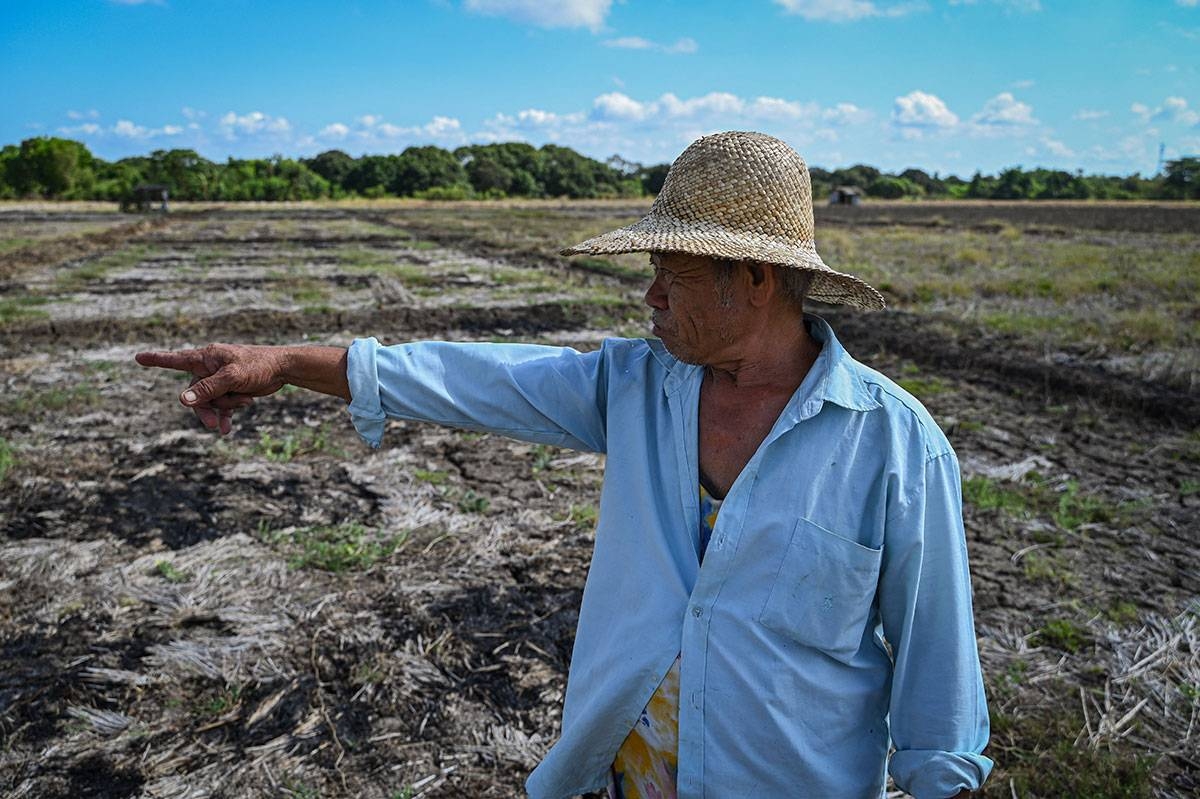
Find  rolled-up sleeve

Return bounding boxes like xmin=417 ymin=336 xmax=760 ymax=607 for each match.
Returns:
xmin=880 ymin=449 xmax=993 ymax=798
xmin=345 ymin=336 xmax=609 ymax=452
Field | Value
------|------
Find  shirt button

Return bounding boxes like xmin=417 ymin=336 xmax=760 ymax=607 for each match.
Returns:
xmin=691 ymin=606 xmax=703 ymax=618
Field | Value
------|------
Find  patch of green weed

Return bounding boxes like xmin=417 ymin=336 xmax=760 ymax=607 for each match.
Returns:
xmin=0 ymin=437 xmax=13 ymax=482
xmin=990 ymin=692 xmax=1154 ymax=797
xmin=1052 ymin=480 xmax=1117 ymax=531
xmin=269 ymin=523 xmax=401 ymax=572
xmin=0 ymin=236 xmax=35 ymax=254
xmin=254 ymin=426 xmax=336 ymax=462
xmin=896 ymin=375 xmax=948 ymax=397
xmin=1105 ymin=601 xmax=1140 ymax=626
xmin=567 ymin=504 xmax=598 ymax=527
xmin=413 ymin=468 xmax=448 ymax=485
xmin=962 ymin=476 xmax=1030 ymax=515
xmin=1 ymin=384 xmax=99 ymax=416
xmin=1034 ymin=618 xmax=1089 ymax=653
xmin=531 ymin=444 xmax=555 ymax=472
xmin=457 ymin=490 xmax=490 ymax=514
xmin=1022 ymin=550 xmax=1074 ymax=587
xmin=56 ymin=244 xmax=148 ymax=288
xmin=153 ymin=560 xmax=190 ymax=583
xmin=196 ymin=684 xmax=242 ymax=718
xmin=0 ymin=295 xmax=51 ymax=325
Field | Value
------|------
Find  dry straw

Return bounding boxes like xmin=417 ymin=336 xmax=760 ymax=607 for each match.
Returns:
xmin=562 ymin=130 xmax=886 ymax=311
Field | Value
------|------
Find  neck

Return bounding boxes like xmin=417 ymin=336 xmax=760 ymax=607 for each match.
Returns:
xmin=705 ymin=310 xmax=819 ymax=392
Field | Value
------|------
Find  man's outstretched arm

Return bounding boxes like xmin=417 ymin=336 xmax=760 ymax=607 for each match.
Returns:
xmin=135 ymin=344 xmax=350 ymax=434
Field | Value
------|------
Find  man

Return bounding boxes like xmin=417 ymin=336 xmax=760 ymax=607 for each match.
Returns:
xmin=138 ymin=131 xmax=991 ymax=798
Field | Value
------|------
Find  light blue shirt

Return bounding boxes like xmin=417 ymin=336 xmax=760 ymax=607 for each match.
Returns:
xmin=346 ymin=316 xmax=992 ymax=799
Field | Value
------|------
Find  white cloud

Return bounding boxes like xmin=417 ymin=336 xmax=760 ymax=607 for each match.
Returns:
xmin=318 ymin=114 xmax=467 ymax=147
xmin=666 ymin=37 xmax=699 ymax=54
xmin=1159 ymin=96 xmax=1198 ymax=124
xmin=1087 ymin=134 xmax=1156 ymax=166
xmin=424 ymin=116 xmax=462 ymax=137
xmin=587 ymin=90 xmax=872 ymax=130
xmin=109 ymin=119 xmax=183 ymax=139
xmin=218 ymin=111 xmax=292 ymax=138
xmin=604 ymin=36 xmax=652 ymax=49
xmin=477 ymin=90 xmax=878 ymax=163
xmin=602 ymin=35 xmax=698 ymax=54
xmin=320 ymin=123 xmax=350 ymax=139
xmin=1073 ymin=108 xmax=1109 ymax=121
xmin=66 ymin=109 xmax=100 ymax=120
xmin=747 ymin=97 xmax=808 ymax=120
xmin=593 ymin=92 xmax=653 ymax=121
xmin=949 ymin=0 xmax=1041 ymax=10
xmin=113 ymin=120 xmax=149 ymax=138
xmin=1040 ymin=137 xmax=1075 ymax=158
xmin=1132 ymin=96 xmax=1200 ymax=126
xmin=515 ymin=108 xmax=584 ymax=126
xmin=57 ymin=123 xmax=102 ymax=136
xmin=1011 ymin=79 xmax=1035 ymax=89
xmin=659 ymin=91 xmax=745 ymax=117
xmin=970 ymin=92 xmax=1037 ymax=130
xmin=463 ymin=0 xmax=612 ymax=31
xmin=773 ymin=0 xmax=926 ymax=22
xmin=823 ymin=102 xmax=873 ymax=125
xmin=891 ymin=90 xmax=959 ymax=136
xmin=181 ymin=107 xmax=206 ymax=120
xmin=1177 ymin=0 xmax=1198 ymax=7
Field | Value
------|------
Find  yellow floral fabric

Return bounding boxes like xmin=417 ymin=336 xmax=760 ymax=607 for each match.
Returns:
xmin=608 ymin=485 xmax=722 ymax=799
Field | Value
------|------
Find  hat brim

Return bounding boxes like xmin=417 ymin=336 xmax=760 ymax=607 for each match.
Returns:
xmin=561 ymin=213 xmax=886 ymax=311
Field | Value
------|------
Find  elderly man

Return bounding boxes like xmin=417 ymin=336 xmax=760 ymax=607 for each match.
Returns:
xmin=137 ymin=131 xmax=991 ymax=798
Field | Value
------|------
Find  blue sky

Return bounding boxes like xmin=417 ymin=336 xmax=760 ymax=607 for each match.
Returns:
xmin=4 ymin=1 xmax=1198 ymax=175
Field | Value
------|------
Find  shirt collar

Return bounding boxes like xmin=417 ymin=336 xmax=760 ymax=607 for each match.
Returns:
xmin=791 ymin=313 xmax=882 ymax=419
xmin=661 ymin=313 xmax=882 ymax=418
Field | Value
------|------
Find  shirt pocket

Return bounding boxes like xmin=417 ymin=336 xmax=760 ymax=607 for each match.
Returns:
xmin=758 ymin=517 xmax=883 ymax=664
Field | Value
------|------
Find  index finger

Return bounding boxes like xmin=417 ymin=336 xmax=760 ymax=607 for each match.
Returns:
xmin=135 ymin=349 xmax=209 ymax=373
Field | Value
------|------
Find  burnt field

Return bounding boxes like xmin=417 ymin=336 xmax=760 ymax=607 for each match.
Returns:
xmin=0 ymin=200 xmax=1197 ymax=799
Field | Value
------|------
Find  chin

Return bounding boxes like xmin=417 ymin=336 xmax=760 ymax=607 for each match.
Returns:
xmin=659 ymin=338 xmax=704 ymax=365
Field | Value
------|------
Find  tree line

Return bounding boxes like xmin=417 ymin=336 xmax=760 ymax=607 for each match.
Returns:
xmin=1 ymin=136 xmax=1196 ymax=202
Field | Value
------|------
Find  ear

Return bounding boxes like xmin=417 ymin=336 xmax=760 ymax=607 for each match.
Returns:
xmin=743 ymin=261 xmax=775 ymax=308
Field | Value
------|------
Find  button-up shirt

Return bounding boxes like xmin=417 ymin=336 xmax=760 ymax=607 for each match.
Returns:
xmin=345 ymin=315 xmax=992 ymax=799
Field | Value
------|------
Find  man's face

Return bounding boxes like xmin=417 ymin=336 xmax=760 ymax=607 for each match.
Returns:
xmin=644 ymin=252 xmax=740 ymax=365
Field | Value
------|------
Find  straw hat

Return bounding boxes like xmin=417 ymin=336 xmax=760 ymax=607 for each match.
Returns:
xmin=561 ymin=131 xmax=885 ymax=310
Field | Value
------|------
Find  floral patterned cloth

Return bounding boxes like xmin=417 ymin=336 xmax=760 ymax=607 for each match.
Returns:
xmin=608 ymin=485 xmax=723 ymax=799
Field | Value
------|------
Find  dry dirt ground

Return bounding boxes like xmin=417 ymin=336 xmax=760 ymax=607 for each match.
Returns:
xmin=0 ymin=201 xmax=1197 ymax=799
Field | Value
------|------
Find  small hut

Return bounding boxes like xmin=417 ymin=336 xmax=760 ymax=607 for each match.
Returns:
xmin=121 ymin=184 xmax=169 ymax=213
xmin=828 ymin=186 xmax=862 ymax=206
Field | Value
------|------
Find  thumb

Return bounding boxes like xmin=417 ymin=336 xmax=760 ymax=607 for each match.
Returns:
xmin=180 ymin=368 xmax=235 ymax=406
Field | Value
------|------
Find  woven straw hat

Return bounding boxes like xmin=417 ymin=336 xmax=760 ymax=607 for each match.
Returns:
xmin=561 ymin=130 xmax=885 ymax=310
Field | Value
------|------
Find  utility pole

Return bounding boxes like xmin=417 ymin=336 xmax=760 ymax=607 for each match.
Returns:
xmin=1156 ymin=142 xmax=1165 ymax=175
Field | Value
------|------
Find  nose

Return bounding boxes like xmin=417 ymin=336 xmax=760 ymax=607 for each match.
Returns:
xmin=644 ymin=271 xmax=668 ymax=310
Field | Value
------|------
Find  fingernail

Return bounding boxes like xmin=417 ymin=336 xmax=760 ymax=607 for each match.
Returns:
xmin=182 ymin=390 xmax=197 ymax=404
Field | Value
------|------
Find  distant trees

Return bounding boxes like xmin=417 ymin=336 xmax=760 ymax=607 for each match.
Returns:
xmin=0 ymin=135 xmax=1195 ymax=203
xmin=303 ymin=149 xmax=355 ymax=188
xmin=1162 ymin=157 xmax=1200 ymax=200
xmin=1 ymin=138 xmax=97 ymax=198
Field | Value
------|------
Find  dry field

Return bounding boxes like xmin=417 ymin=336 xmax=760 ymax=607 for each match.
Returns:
xmin=0 ymin=200 xmax=1197 ymax=798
